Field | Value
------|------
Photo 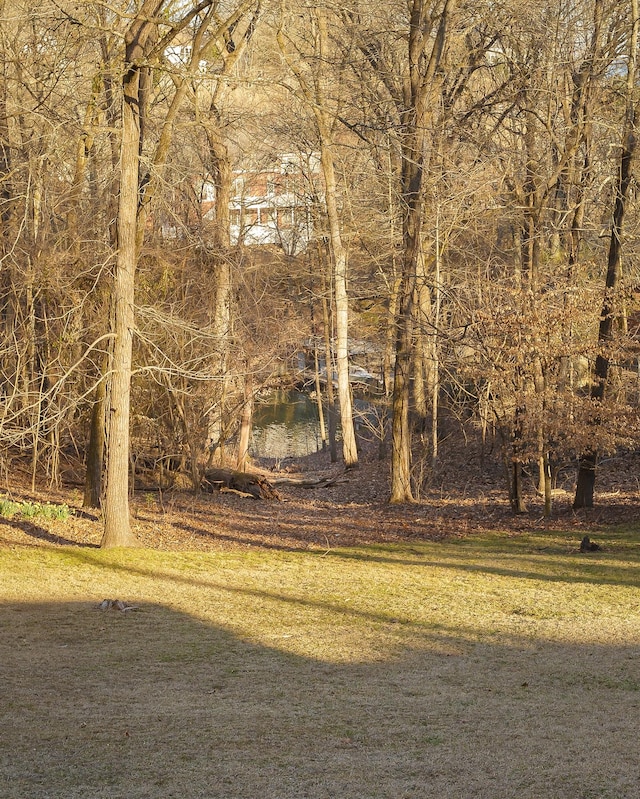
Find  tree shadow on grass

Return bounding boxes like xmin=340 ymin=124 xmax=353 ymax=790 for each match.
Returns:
xmin=0 ymin=517 xmax=100 ymax=548
xmin=1 ymin=598 xmax=639 ymax=799
xmin=75 ymin=515 xmax=640 ymax=590
xmin=327 ymin=546 xmax=640 ymax=588
xmin=164 ymin=516 xmax=305 ymax=551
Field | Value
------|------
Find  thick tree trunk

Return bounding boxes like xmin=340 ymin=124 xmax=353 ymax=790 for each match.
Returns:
xmin=203 ymin=114 xmax=234 ymax=464
xmin=102 ymin=2 xmax=165 ymax=547
xmin=574 ymin=452 xmax=597 ymax=508
xmin=390 ymin=0 xmax=458 ymax=502
xmin=511 ymin=461 xmax=526 ymax=514
xmin=102 ymin=59 xmax=141 ymax=547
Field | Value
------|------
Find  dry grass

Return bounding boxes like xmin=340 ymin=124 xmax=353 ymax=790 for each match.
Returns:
xmin=1 ymin=527 xmax=640 ymax=799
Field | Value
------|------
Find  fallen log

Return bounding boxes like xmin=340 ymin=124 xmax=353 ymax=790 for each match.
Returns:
xmin=202 ymin=468 xmax=281 ymax=500
xmin=271 ymin=471 xmax=348 ymax=489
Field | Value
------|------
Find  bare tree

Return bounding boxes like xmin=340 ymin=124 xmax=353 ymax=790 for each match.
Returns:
xmin=574 ymin=0 xmax=640 ymax=508
xmin=389 ymin=0 xmax=460 ymax=502
xmin=100 ymin=0 xmax=257 ymax=546
xmin=277 ymin=2 xmax=359 ymax=468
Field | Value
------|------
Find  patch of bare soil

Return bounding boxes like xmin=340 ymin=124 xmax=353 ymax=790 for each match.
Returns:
xmin=1 ymin=441 xmax=638 ymax=551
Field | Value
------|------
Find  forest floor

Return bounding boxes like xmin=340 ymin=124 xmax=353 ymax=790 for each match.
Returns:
xmin=0 ymin=436 xmax=638 ymax=551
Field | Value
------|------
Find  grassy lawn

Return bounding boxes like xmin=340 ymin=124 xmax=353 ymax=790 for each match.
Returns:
xmin=1 ymin=527 xmax=640 ymax=798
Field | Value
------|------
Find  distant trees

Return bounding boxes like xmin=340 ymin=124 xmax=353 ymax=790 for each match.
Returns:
xmin=0 ymin=0 xmax=639 ymax=533
xmin=0 ymin=0 xmax=104 ymax=491
xmin=277 ymin=2 xmax=359 ymax=468
xmin=574 ymin=0 xmax=640 ymax=508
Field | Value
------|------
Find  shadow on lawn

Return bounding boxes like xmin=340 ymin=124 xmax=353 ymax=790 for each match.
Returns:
xmin=0 ymin=517 xmax=99 ymax=548
xmin=56 ymin=548 xmax=421 ymax=628
xmin=327 ymin=547 xmax=640 ymax=588
xmin=63 ymin=531 xmax=640 ymax=592
xmin=1 ymin=599 xmax=639 ymax=799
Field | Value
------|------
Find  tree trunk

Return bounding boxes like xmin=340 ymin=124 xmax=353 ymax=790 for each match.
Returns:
xmin=390 ymin=0 xmax=458 ymax=502
xmin=83 ymin=375 xmax=106 ymax=508
xmin=278 ymin=7 xmax=357 ymax=468
xmin=313 ymin=345 xmax=327 ymax=450
xmin=207 ymin=251 xmax=232 ymax=463
xmin=101 ymin=58 xmax=141 ymax=547
xmin=320 ymin=267 xmax=338 ymax=463
xmin=236 ymin=371 xmax=254 ymax=472
xmin=390 ymin=279 xmax=415 ymax=501
xmin=315 ymin=14 xmax=358 ymax=469
xmin=574 ymin=452 xmax=597 ymax=508
xmin=102 ymin=2 xmax=164 ymax=547
xmin=206 ymin=122 xmax=231 ymax=251
xmin=430 ymin=218 xmax=441 ymax=468
xmin=574 ymin=0 xmax=638 ymax=509
xmin=382 ymin=274 xmax=401 ymax=397
xmin=330 ymin=211 xmax=359 ymax=469
xmin=511 ymin=461 xmax=526 ymax=514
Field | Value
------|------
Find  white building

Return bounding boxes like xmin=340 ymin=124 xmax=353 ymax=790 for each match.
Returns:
xmin=204 ymin=153 xmax=320 ymax=255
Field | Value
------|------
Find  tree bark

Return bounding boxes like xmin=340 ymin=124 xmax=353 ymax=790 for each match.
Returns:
xmin=315 ymin=10 xmax=358 ymax=469
xmin=320 ymin=263 xmax=338 ymax=462
xmin=321 ymin=140 xmax=358 ymax=468
xmin=390 ymin=0 xmax=458 ymax=502
xmin=573 ymin=0 xmax=639 ymax=509
xmin=83 ymin=373 xmax=106 ymax=509
xmin=102 ymin=2 xmax=164 ymax=547
xmin=277 ymin=6 xmax=358 ymax=468
xmin=236 ymin=371 xmax=253 ymax=471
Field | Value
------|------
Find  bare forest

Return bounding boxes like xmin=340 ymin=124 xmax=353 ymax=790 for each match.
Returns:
xmin=1 ymin=0 xmax=640 ymax=547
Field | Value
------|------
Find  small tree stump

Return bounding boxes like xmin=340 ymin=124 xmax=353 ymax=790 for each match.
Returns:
xmin=580 ymin=535 xmax=601 ymax=552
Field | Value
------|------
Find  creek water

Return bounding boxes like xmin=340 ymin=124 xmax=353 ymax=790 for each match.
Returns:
xmin=249 ymin=389 xmax=325 ymax=459
xmin=249 ymin=388 xmax=383 ymax=460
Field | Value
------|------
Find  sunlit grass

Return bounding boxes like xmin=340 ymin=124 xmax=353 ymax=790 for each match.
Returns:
xmin=1 ymin=524 xmax=639 ymax=662
xmin=2 ymin=527 xmax=640 ymax=798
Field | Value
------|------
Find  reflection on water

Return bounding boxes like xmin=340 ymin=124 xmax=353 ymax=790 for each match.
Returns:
xmin=250 ymin=390 xmax=324 ymax=459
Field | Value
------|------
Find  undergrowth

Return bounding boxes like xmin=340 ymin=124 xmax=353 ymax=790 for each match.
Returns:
xmin=0 ymin=497 xmax=71 ymax=521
